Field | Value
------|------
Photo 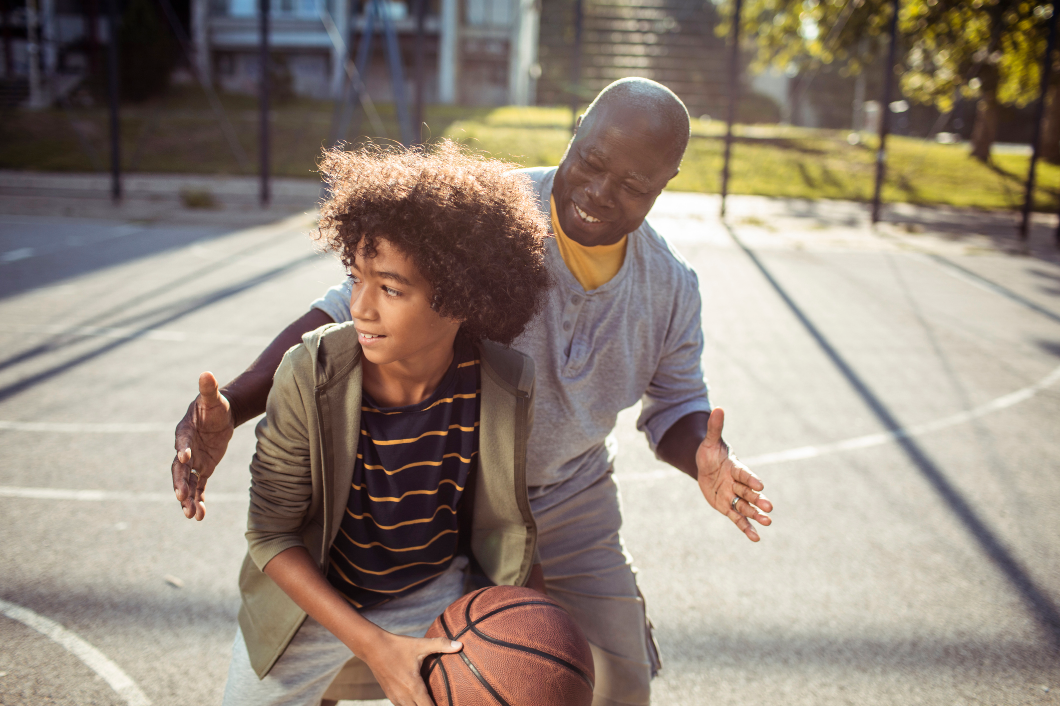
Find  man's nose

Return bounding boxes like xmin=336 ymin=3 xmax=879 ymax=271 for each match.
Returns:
xmin=585 ymin=173 xmax=616 ymax=208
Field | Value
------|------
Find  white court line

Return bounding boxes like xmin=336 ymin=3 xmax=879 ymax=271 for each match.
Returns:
xmin=4 ymin=364 xmax=1059 ymax=488
xmin=0 ymin=421 xmax=171 ymax=433
xmin=0 ymin=322 xmax=270 ymax=347
xmin=0 ymin=486 xmax=247 ymax=502
xmin=0 ymin=598 xmax=152 ymax=706
xmin=619 ymin=362 xmax=1060 ymax=481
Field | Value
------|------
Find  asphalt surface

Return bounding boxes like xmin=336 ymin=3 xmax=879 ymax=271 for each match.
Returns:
xmin=1 ymin=175 xmax=1059 ymax=705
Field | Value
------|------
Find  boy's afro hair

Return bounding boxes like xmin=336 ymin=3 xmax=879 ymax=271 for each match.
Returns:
xmin=314 ymin=140 xmax=552 ymax=346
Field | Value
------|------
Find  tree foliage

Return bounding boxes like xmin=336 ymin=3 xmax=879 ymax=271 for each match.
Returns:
xmin=719 ymin=0 xmax=1056 ymax=155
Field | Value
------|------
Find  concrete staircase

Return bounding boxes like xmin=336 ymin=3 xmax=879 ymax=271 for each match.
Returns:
xmin=536 ymin=0 xmax=732 ymax=118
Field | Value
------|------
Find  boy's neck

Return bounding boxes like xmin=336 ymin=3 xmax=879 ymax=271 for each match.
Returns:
xmin=361 ymin=339 xmax=458 ymax=408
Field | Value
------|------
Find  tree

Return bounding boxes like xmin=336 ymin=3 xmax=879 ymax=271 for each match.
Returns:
xmin=720 ymin=0 xmax=1058 ymax=162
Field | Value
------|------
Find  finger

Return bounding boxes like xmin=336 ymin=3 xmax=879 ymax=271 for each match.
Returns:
xmin=172 ymin=453 xmax=190 ymax=502
xmin=193 ymin=476 xmax=207 ymax=522
xmin=423 ymin=638 xmax=462 ymax=656
xmin=704 ymin=407 xmax=725 ymax=448
xmin=729 ymin=508 xmax=761 ymax=542
xmin=730 ymin=494 xmax=771 ymax=531
xmin=732 ymin=481 xmax=761 ymax=508
xmin=198 ymin=371 xmax=223 ymax=405
xmin=729 ymin=459 xmax=764 ymax=492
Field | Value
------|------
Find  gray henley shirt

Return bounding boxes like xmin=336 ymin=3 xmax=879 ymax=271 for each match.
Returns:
xmin=311 ymin=166 xmax=711 ymax=504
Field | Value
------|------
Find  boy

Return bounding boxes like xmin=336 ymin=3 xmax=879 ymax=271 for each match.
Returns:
xmin=220 ymin=142 xmax=552 ymax=706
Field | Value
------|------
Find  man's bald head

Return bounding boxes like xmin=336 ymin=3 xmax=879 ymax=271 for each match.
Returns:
xmin=552 ymin=78 xmax=690 ymax=246
xmin=579 ymin=78 xmax=691 ymax=167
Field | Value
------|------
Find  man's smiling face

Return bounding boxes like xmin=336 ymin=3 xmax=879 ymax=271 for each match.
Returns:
xmin=552 ymin=104 xmax=682 ymax=247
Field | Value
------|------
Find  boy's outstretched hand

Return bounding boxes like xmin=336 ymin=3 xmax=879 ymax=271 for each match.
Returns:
xmin=695 ymin=407 xmax=773 ymax=542
xmin=171 ymin=371 xmax=234 ymax=521
xmin=363 ymin=632 xmax=462 ymax=706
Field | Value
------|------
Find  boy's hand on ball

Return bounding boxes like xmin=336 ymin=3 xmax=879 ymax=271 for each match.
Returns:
xmin=695 ymin=408 xmax=773 ymax=542
xmin=366 ymin=633 xmax=462 ymax=706
xmin=171 ymin=371 xmax=234 ymax=521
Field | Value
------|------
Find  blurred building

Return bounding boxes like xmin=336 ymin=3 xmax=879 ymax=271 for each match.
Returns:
xmin=192 ymin=0 xmax=540 ymax=105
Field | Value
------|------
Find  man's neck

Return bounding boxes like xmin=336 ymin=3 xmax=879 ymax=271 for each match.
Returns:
xmin=361 ymin=344 xmax=456 ymax=408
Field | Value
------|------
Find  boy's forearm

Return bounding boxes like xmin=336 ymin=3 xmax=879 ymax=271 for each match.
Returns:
xmin=262 ymin=546 xmax=385 ymax=656
xmin=222 ymin=308 xmax=335 ymax=427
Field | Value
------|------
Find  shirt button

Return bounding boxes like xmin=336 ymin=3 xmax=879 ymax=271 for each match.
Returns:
xmin=571 ymin=295 xmax=582 ymax=305
xmin=562 ymin=321 xmax=572 ymax=331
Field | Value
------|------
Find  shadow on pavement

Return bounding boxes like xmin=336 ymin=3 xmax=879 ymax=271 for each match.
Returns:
xmin=657 ymin=627 xmax=1060 ymax=673
xmin=724 ymin=222 xmax=1060 ymax=651
xmin=0 ymin=250 xmax=321 ymax=404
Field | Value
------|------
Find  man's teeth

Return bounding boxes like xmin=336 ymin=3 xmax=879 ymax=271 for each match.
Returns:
xmin=574 ymin=204 xmax=601 ymax=223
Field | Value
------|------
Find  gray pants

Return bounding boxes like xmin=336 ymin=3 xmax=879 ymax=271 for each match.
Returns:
xmin=532 ymin=471 xmax=660 ymax=706
xmin=221 ymin=556 xmax=468 ymax=706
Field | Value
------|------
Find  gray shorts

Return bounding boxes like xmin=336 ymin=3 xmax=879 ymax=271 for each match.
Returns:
xmin=531 ymin=471 xmax=661 ymax=706
xmin=221 ymin=555 xmax=468 ymax=706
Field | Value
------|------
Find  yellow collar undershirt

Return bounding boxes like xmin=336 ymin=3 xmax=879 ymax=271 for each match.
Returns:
xmin=549 ymin=194 xmax=628 ymax=292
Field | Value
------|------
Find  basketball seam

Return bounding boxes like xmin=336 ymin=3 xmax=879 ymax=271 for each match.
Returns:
xmin=466 ymin=623 xmax=596 ymax=691
xmin=438 ymin=654 xmax=454 ymax=706
xmin=461 ymin=590 xmax=594 ymax=690
xmin=443 ymin=604 xmax=509 ymax=706
xmin=458 ymin=651 xmax=510 ymax=706
xmin=452 ymin=599 xmax=559 ymax=640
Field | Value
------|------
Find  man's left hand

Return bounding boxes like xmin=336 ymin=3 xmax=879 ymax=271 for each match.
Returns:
xmin=695 ymin=407 xmax=772 ymax=541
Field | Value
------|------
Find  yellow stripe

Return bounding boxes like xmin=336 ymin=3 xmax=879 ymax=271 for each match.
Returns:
xmin=331 ymin=563 xmax=448 ymax=594
xmin=362 ymin=391 xmax=479 ymax=415
xmin=362 ymin=423 xmax=479 ymax=446
xmin=457 ymin=359 xmax=480 ymax=368
xmin=331 ymin=543 xmax=455 ymax=576
xmin=339 ymin=594 xmax=364 ymax=609
xmin=357 ymin=451 xmax=476 ymax=476
xmin=337 ymin=526 xmax=457 ymax=553
xmin=350 ymin=477 xmax=465 ymax=501
xmin=345 ymin=504 xmax=456 ymax=529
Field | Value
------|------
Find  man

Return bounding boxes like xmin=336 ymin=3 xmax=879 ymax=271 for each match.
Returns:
xmin=172 ymin=78 xmax=773 ymax=706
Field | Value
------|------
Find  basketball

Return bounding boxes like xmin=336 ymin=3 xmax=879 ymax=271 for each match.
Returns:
xmin=421 ymin=585 xmax=595 ymax=706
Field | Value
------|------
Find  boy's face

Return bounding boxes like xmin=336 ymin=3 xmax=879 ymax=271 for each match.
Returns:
xmin=348 ymin=238 xmax=461 ymax=369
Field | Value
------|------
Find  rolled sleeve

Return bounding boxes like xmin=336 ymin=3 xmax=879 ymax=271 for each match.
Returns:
xmin=246 ymin=350 xmax=315 ymax=571
xmin=309 ymin=278 xmax=354 ymax=324
xmin=636 ymin=274 xmax=712 ymax=452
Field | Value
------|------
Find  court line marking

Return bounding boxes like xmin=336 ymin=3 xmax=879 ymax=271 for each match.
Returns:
xmin=0 ymin=597 xmax=152 ymax=706
xmin=4 ymin=362 xmax=1059 ymax=493
xmin=0 ymin=323 xmax=270 ymax=347
xmin=0 ymin=421 xmax=172 ymax=433
xmin=0 ymin=486 xmax=247 ymax=502
xmin=619 ymin=361 xmax=1060 ymax=481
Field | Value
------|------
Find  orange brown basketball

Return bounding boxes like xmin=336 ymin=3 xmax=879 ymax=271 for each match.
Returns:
xmin=420 ymin=585 xmax=595 ymax=706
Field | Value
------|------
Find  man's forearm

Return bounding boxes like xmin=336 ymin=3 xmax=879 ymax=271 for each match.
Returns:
xmin=221 ymin=308 xmax=336 ymax=427
xmin=656 ymin=410 xmax=711 ymax=479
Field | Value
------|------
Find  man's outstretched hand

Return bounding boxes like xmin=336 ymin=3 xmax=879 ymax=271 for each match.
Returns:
xmin=172 ymin=372 xmax=234 ymax=521
xmin=695 ymin=408 xmax=773 ymax=541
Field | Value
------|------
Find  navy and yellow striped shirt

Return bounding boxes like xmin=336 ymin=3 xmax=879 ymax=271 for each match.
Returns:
xmin=326 ymin=338 xmax=480 ymax=610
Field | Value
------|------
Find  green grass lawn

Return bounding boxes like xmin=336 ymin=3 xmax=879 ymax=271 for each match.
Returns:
xmin=2 ymin=87 xmax=1057 ymax=212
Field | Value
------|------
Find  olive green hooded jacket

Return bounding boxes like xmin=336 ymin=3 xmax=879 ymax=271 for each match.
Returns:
xmin=236 ymin=322 xmax=538 ymax=678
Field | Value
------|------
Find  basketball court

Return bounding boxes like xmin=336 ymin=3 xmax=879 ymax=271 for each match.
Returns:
xmin=1 ymin=180 xmax=1058 ymax=705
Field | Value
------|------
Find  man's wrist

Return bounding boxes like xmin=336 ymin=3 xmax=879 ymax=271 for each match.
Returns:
xmin=219 ymin=386 xmax=244 ymax=428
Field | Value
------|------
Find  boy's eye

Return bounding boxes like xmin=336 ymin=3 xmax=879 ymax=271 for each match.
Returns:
xmin=383 ymin=286 xmax=401 ymax=297
xmin=348 ymin=273 xmax=361 ymax=285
